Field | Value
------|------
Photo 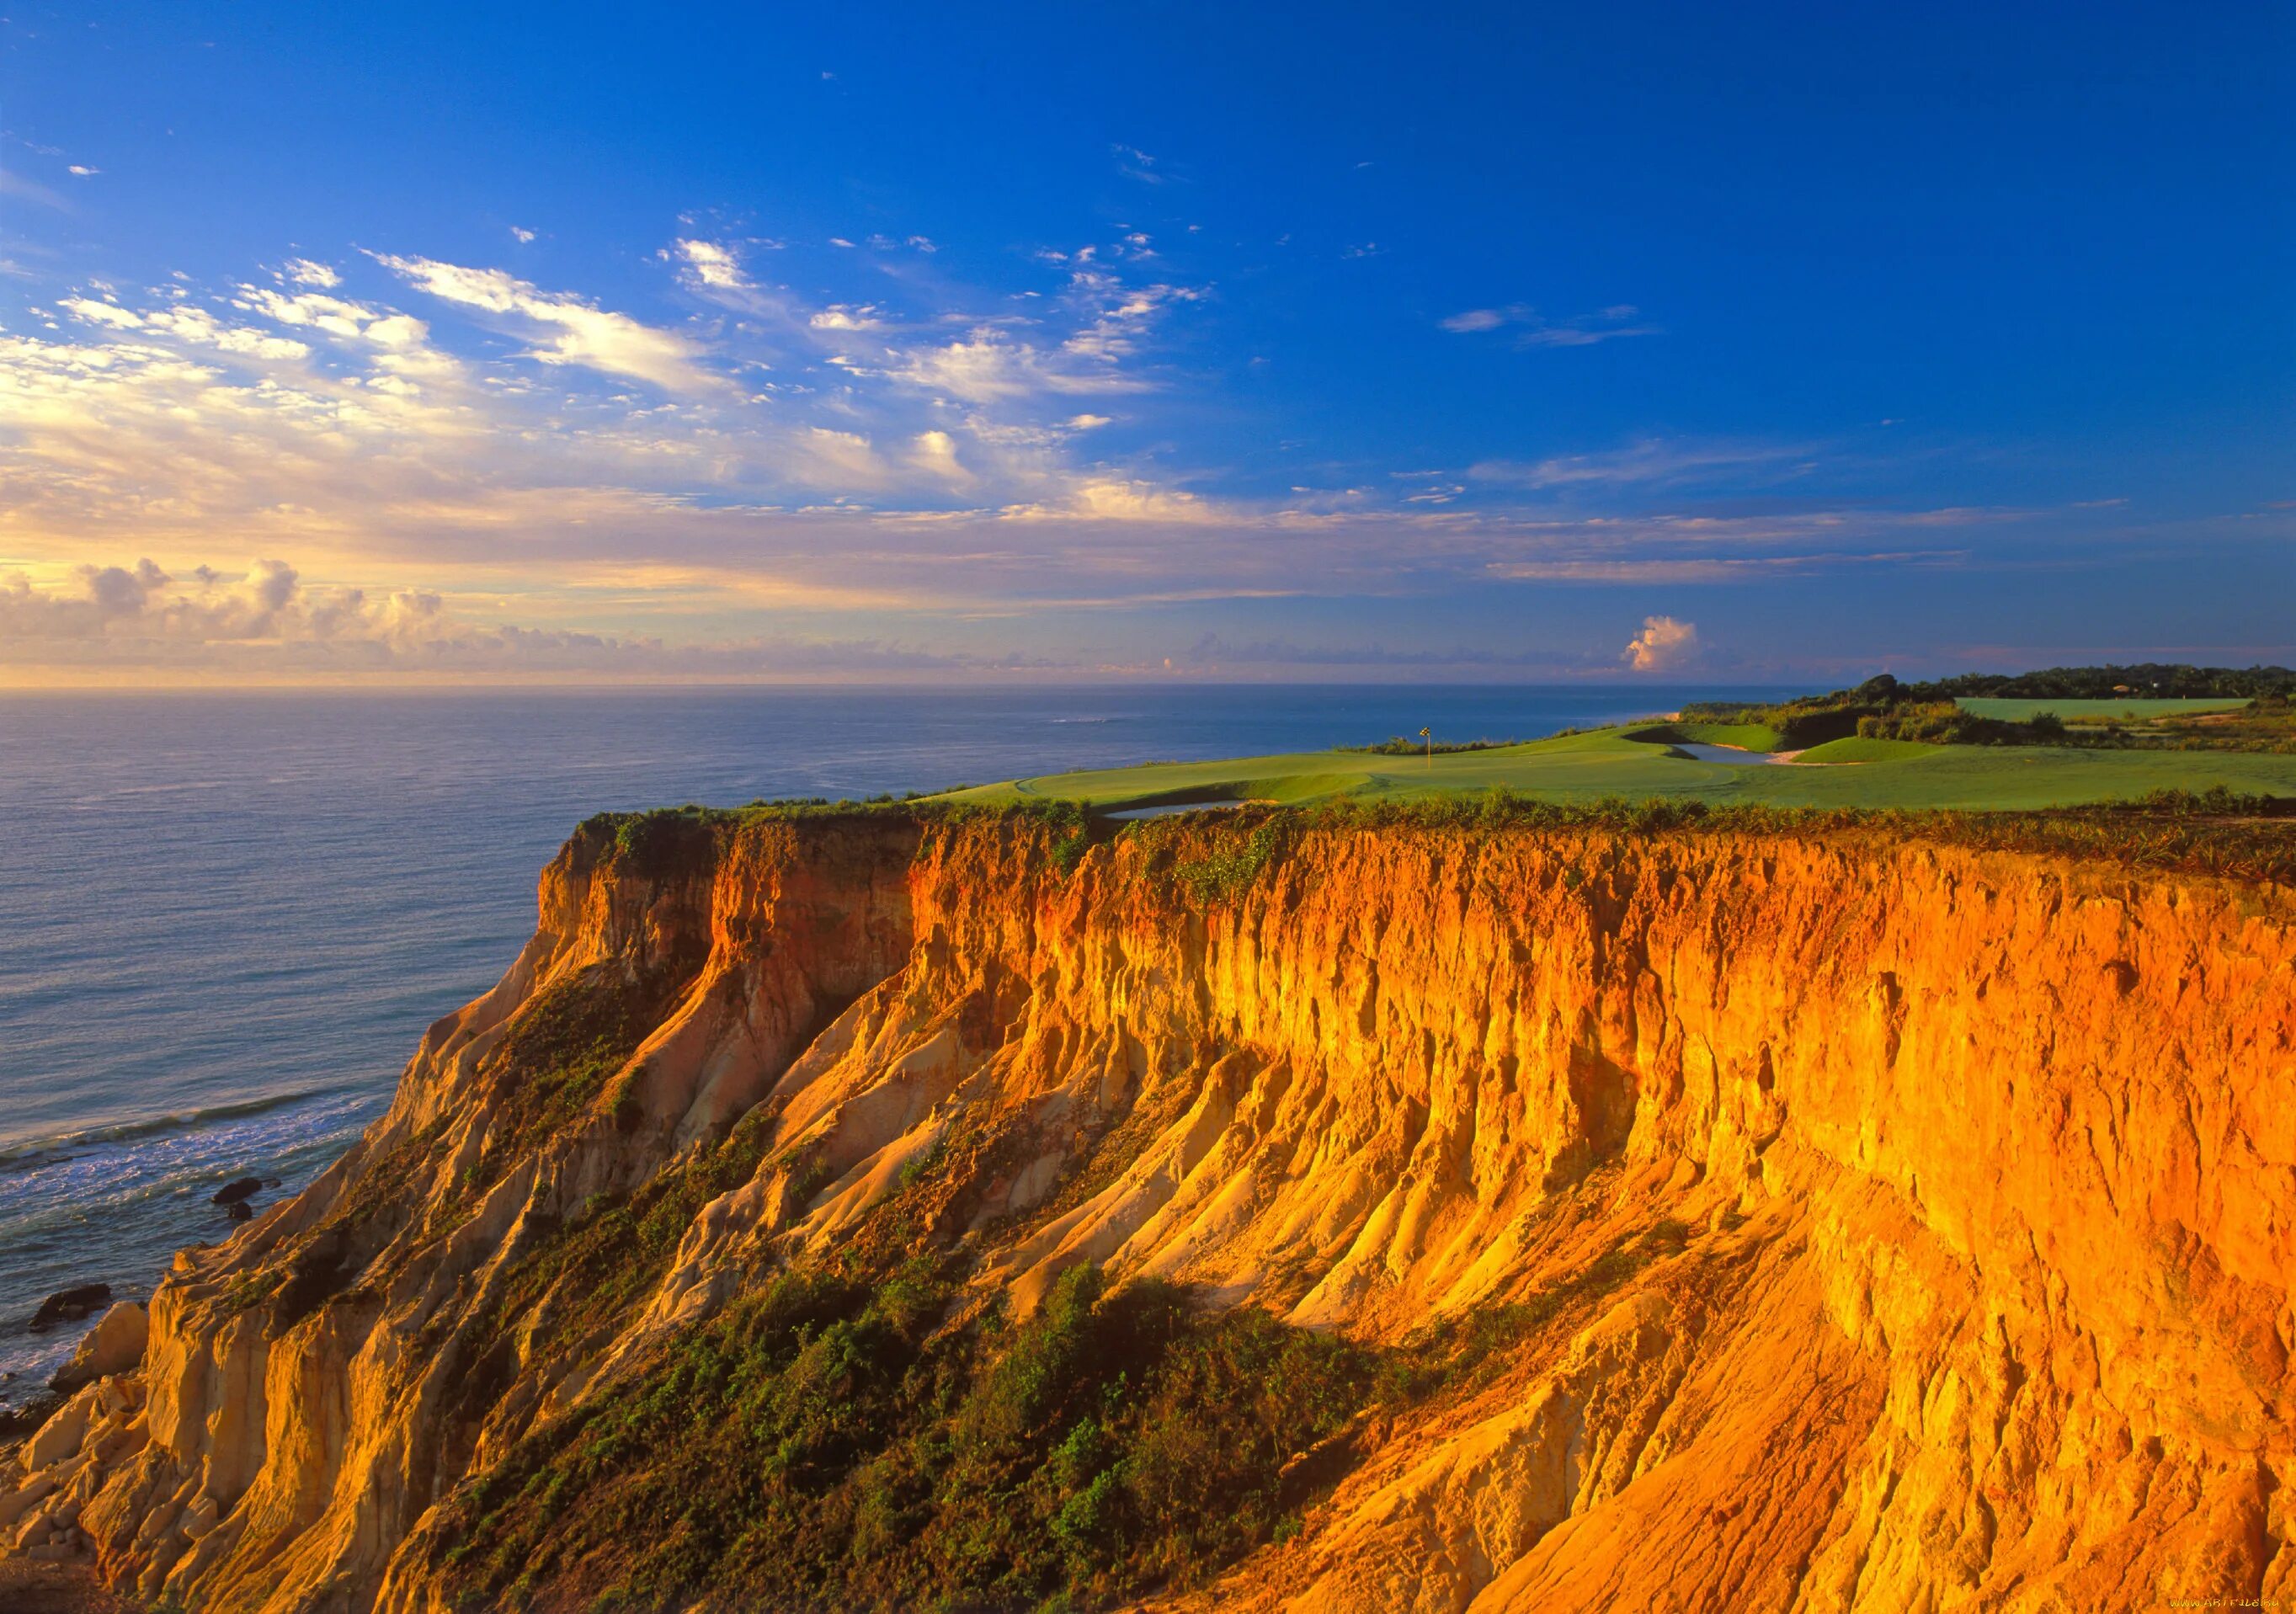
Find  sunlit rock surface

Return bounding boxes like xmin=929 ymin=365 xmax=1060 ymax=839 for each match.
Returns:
xmin=5 ymin=810 xmax=2290 ymax=1611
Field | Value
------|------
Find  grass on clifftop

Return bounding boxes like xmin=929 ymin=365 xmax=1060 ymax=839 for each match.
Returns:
xmin=581 ymin=782 xmax=2296 ymax=895
xmin=928 ymin=722 xmax=2296 ymax=815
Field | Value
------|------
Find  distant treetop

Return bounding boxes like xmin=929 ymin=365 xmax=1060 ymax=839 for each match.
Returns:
xmin=1892 ymin=663 xmax=2295 ymax=700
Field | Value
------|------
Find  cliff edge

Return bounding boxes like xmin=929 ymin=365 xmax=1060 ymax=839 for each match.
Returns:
xmin=5 ymin=806 xmax=2292 ymax=1611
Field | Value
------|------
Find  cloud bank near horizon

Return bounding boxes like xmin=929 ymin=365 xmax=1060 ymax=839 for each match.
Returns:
xmin=1 ymin=232 xmax=2283 ymax=684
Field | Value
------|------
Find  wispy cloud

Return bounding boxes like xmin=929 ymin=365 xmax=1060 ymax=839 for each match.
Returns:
xmin=1438 ymin=308 xmax=1507 ymax=333
xmin=1177 ymin=633 xmax=1585 ymax=672
xmin=1000 ymin=478 xmax=1219 ymax=524
xmin=1440 ymin=302 xmax=1658 ymax=349
xmin=60 ymin=296 xmax=311 ymax=360
xmin=0 ymin=169 xmax=69 ymax=211
xmin=672 ymin=238 xmax=751 ymax=290
xmin=887 ymin=329 xmax=1148 ymax=402
xmin=810 ymin=304 xmax=884 ymax=332
xmin=375 ymin=253 xmax=722 ymax=392
xmin=1469 ymin=437 xmax=1814 ymax=490
xmin=1061 ymin=283 xmax=1203 ymax=365
xmin=0 ymin=232 xmax=2167 ymax=684
xmin=1113 ymin=144 xmax=1167 ymax=184
xmin=1491 ymin=549 xmax=1966 ymax=583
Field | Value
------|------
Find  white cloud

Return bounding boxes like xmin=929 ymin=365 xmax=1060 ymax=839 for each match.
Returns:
xmin=376 ymin=253 xmax=721 ymax=392
xmin=889 ymin=329 xmax=1146 ymax=402
xmin=58 ymin=297 xmax=143 ymax=329
xmin=0 ymin=556 xmax=821 ymax=676
xmin=281 ymin=258 xmax=340 ymax=288
xmin=1003 ymin=478 xmax=1218 ymax=524
xmin=674 ymin=238 xmax=750 ymax=290
xmin=910 ymin=429 xmax=969 ymax=483
xmin=1622 ymin=615 xmax=1697 ymax=671
xmin=510 ymin=226 xmax=536 ymax=244
xmin=233 ymin=285 xmax=411 ymax=345
xmin=0 ymin=557 xmax=482 ymax=653
xmin=0 ymin=552 xmax=1077 ymax=681
xmin=796 ymin=426 xmax=889 ymax=485
xmin=67 ymin=164 xmax=100 ymax=178
xmin=0 ymin=238 xmax=2064 ymax=686
xmin=1059 ymin=274 xmax=1205 ymax=365
xmin=61 ymin=296 xmax=310 ymax=359
xmin=1439 ymin=308 xmax=1507 ymax=333
xmin=140 ymin=306 xmax=310 ymax=360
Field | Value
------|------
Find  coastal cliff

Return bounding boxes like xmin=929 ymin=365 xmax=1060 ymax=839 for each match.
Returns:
xmin=6 ymin=807 xmax=2293 ymax=1612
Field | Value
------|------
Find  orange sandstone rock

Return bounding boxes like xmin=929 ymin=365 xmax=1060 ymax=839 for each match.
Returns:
xmin=2 ymin=812 xmax=2288 ymax=1612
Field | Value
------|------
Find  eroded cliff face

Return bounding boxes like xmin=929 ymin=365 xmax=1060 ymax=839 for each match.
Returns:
xmin=5 ymin=810 xmax=2292 ymax=1612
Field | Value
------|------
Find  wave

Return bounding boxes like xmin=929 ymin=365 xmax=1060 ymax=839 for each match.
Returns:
xmin=0 ymin=1088 xmax=354 ymax=1170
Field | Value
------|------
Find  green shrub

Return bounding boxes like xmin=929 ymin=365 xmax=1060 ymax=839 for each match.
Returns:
xmin=469 ymin=967 xmax=690 ymax=1179
xmin=429 ymin=1261 xmax=1381 ymax=1611
xmin=1169 ymin=820 xmax=1285 ymax=904
xmin=1337 ymin=735 xmax=1521 ymax=756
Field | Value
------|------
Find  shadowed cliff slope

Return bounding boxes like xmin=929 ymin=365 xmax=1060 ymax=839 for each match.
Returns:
xmin=5 ymin=807 xmax=2293 ymax=1611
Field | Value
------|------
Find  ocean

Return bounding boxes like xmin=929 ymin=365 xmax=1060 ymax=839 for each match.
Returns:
xmin=0 ymin=683 xmax=1788 ymax=1401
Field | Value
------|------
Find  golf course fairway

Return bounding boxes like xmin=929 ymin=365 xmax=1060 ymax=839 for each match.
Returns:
xmin=941 ymin=724 xmax=2296 ymax=812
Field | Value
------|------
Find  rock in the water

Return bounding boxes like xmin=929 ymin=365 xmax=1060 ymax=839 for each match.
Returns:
xmin=225 ymin=1201 xmax=253 ymax=1223
xmin=47 ymin=1303 xmax=147 ymax=1395
xmin=27 ymin=1285 xmax=109 ymax=1332
xmin=210 ymin=1176 xmax=263 ymax=1207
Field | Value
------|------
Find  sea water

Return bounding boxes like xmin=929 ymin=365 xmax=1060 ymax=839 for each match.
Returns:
xmin=0 ymin=684 xmax=1790 ymax=1398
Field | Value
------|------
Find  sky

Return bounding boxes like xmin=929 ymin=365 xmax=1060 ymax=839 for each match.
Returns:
xmin=0 ymin=2 xmax=2288 ymax=685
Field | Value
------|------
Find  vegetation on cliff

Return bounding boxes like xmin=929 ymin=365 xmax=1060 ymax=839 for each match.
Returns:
xmin=1681 ymin=669 xmax=2296 ymax=754
xmin=1870 ymin=661 xmax=2296 ymax=701
xmin=588 ymin=788 xmax=2296 ymax=897
xmin=422 ymin=1138 xmax=1695 ymax=1611
xmin=428 ymin=1260 xmax=1379 ymax=1612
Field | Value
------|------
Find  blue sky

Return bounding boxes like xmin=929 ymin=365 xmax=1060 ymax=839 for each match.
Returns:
xmin=0 ymin=1 xmax=2288 ymax=683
